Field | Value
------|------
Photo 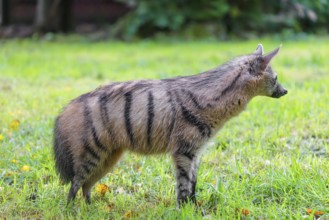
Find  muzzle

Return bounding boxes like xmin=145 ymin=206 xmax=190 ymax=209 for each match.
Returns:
xmin=271 ymin=83 xmax=288 ymax=98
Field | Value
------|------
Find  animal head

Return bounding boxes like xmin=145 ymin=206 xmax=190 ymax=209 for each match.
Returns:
xmin=247 ymin=44 xmax=288 ymax=98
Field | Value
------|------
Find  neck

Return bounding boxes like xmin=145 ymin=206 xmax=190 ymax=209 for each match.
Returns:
xmin=180 ymin=69 xmax=254 ymax=131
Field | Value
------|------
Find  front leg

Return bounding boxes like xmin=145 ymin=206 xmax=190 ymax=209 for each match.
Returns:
xmin=190 ymin=156 xmax=200 ymax=203
xmin=172 ymin=151 xmax=198 ymax=206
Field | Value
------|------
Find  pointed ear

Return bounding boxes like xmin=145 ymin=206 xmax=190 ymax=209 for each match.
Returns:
xmin=254 ymin=44 xmax=264 ymax=55
xmin=260 ymin=46 xmax=281 ymax=70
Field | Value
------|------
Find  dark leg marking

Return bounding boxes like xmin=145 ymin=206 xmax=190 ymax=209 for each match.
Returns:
xmin=177 ymin=165 xmax=190 ymax=181
xmin=190 ymin=157 xmax=199 ymax=203
xmin=124 ymin=91 xmax=134 ymax=146
xmin=174 ymin=155 xmax=195 ymax=207
xmin=84 ymin=192 xmax=91 ymax=204
xmin=175 ymin=140 xmax=195 ymax=160
xmin=146 ymin=91 xmax=154 ymax=146
xmin=176 ymin=151 xmax=199 ymax=205
xmin=183 ymin=151 xmax=195 ymax=161
xmin=190 ymin=179 xmax=197 ymax=203
xmin=215 ymin=73 xmax=241 ymax=101
xmin=67 ymin=179 xmax=82 ymax=204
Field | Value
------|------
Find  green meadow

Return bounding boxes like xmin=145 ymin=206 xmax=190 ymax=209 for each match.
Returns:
xmin=0 ymin=37 xmax=329 ymax=219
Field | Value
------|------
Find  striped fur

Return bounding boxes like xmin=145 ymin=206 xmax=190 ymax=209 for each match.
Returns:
xmin=53 ymin=44 xmax=287 ymax=206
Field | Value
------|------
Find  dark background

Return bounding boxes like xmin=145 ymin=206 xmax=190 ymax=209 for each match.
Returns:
xmin=0 ymin=0 xmax=328 ymax=40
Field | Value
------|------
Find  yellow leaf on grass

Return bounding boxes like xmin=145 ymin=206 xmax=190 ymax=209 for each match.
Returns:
xmin=123 ymin=210 xmax=131 ymax=219
xmin=5 ymin=171 xmax=15 ymax=176
xmin=21 ymin=165 xmax=30 ymax=172
xmin=12 ymin=159 xmax=18 ymax=163
xmin=9 ymin=119 xmax=20 ymax=130
xmin=96 ymin=183 xmax=109 ymax=196
xmin=105 ymin=203 xmax=115 ymax=212
xmin=0 ymin=134 xmax=4 ymax=141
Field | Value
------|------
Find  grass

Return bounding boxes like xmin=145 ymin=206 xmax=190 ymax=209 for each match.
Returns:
xmin=0 ymin=36 xmax=329 ymax=219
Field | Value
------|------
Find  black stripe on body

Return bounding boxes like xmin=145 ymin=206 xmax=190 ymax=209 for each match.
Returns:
xmin=99 ymin=92 xmax=112 ymax=136
xmin=82 ymin=164 xmax=91 ymax=174
xmin=83 ymin=103 xmax=108 ymax=152
xmin=76 ymin=92 xmax=95 ymax=103
xmin=84 ymin=142 xmax=101 ymax=161
xmin=81 ymin=160 xmax=98 ymax=176
xmin=124 ymin=91 xmax=134 ymax=146
xmin=146 ymin=92 xmax=154 ymax=146
xmin=166 ymin=90 xmax=176 ymax=145
xmin=181 ymin=105 xmax=211 ymax=137
xmin=215 ymin=73 xmax=241 ymax=101
xmin=183 ymin=89 xmax=203 ymax=110
xmin=174 ymin=91 xmax=211 ymax=137
xmin=91 ymin=126 xmax=107 ymax=151
xmin=86 ymin=160 xmax=98 ymax=168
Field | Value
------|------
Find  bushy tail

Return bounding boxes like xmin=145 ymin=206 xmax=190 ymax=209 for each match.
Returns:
xmin=53 ymin=117 xmax=74 ymax=184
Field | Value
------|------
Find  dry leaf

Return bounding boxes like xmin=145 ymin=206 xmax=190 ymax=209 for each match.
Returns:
xmin=196 ymin=200 xmax=203 ymax=207
xmin=306 ymin=208 xmax=325 ymax=217
xmin=96 ymin=183 xmax=109 ymax=196
xmin=105 ymin=203 xmax=115 ymax=212
xmin=21 ymin=165 xmax=30 ymax=172
xmin=235 ymin=208 xmax=250 ymax=216
xmin=133 ymin=164 xmax=142 ymax=172
xmin=241 ymin=208 xmax=250 ymax=216
xmin=5 ymin=171 xmax=15 ymax=176
xmin=123 ymin=210 xmax=131 ymax=219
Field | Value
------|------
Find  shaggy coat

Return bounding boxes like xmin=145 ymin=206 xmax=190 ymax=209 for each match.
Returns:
xmin=54 ymin=44 xmax=287 ymax=205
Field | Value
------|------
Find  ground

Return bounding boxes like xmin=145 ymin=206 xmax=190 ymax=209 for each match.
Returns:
xmin=0 ymin=37 xmax=329 ymax=219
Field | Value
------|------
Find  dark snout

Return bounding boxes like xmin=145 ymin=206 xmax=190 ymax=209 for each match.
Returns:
xmin=271 ymin=83 xmax=288 ymax=98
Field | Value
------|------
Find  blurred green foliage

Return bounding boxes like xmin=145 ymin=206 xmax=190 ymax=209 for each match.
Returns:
xmin=114 ymin=0 xmax=329 ymax=40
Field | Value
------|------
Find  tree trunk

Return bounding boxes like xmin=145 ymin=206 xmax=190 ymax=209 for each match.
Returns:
xmin=35 ymin=0 xmax=51 ymax=30
xmin=35 ymin=0 xmax=72 ymax=32
xmin=58 ymin=0 xmax=72 ymax=32
xmin=0 ymin=0 xmax=10 ymax=26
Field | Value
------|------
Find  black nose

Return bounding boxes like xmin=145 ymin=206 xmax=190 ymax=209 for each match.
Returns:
xmin=283 ymin=89 xmax=288 ymax=95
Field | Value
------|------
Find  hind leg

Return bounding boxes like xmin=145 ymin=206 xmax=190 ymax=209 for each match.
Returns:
xmin=82 ymin=148 xmax=124 ymax=203
xmin=67 ymin=176 xmax=84 ymax=205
